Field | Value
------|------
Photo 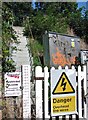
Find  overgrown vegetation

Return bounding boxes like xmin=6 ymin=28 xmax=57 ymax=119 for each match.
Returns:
xmin=27 ymin=38 xmax=43 ymax=66
xmin=2 ymin=3 xmax=18 ymax=73
xmin=2 ymin=2 xmax=88 ymax=67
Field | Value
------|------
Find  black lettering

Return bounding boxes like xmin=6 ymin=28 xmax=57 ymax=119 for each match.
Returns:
xmin=53 ymin=99 xmax=56 ymax=103
xmin=53 ymin=106 xmax=56 ymax=109
xmin=53 ymin=98 xmax=72 ymax=104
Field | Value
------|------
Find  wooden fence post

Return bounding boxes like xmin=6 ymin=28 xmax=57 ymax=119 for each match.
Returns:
xmin=35 ymin=66 xmax=43 ymax=119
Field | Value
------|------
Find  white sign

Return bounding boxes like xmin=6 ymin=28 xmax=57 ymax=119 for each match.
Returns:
xmin=22 ymin=65 xmax=31 ymax=118
xmin=51 ymin=69 xmax=77 ymax=116
xmin=4 ymin=72 xmax=21 ymax=97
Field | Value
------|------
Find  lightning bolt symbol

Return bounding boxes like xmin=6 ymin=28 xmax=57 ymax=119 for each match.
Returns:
xmin=61 ymin=78 xmax=67 ymax=91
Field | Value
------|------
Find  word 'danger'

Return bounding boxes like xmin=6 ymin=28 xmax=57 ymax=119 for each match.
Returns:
xmin=52 ymin=96 xmax=75 ymax=114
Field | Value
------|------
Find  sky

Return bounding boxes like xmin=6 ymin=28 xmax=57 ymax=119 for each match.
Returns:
xmin=32 ymin=1 xmax=88 ymax=10
xmin=77 ymin=2 xmax=86 ymax=8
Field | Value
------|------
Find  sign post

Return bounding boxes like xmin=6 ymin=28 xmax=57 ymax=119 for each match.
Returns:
xmin=51 ymin=69 xmax=77 ymax=116
xmin=13 ymin=96 xmax=17 ymax=120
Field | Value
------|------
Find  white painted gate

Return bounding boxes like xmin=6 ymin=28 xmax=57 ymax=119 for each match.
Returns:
xmin=35 ymin=65 xmax=87 ymax=119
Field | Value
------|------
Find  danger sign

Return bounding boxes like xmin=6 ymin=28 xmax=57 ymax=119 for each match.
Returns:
xmin=52 ymin=72 xmax=75 ymax=94
xmin=51 ymin=69 xmax=77 ymax=116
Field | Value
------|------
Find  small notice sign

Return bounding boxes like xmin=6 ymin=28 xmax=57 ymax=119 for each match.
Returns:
xmin=4 ymin=72 xmax=21 ymax=97
xmin=51 ymin=69 xmax=77 ymax=116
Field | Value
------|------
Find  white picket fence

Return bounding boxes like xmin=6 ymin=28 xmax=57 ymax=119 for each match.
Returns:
xmin=22 ymin=65 xmax=87 ymax=119
xmin=35 ymin=65 xmax=87 ymax=119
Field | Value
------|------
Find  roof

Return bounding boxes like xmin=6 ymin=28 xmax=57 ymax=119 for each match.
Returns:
xmin=47 ymin=31 xmax=80 ymax=39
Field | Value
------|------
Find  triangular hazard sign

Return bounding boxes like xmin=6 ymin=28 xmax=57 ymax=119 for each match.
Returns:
xmin=52 ymin=72 xmax=75 ymax=94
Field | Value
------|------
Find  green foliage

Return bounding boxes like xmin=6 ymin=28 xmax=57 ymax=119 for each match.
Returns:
xmin=30 ymin=40 xmax=43 ymax=56
xmin=23 ymin=2 xmax=88 ymax=44
xmin=33 ymin=57 xmax=41 ymax=66
xmin=2 ymin=59 xmax=16 ymax=72
xmin=28 ymin=39 xmax=43 ymax=66
xmin=2 ymin=3 xmax=18 ymax=72
xmin=4 ymin=2 xmax=87 ymax=44
xmin=68 ymin=6 xmax=88 ymax=43
xmin=4 ymin=2 xmax=33 ymax=26
xmin=23 ymin=3 xmax=72 ymax=42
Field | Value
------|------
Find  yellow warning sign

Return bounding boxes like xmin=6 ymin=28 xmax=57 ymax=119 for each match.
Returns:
xmin=52 ymin=96 xmax=76 ymax=113
xmin=52 ymin=72 xmax=75 ymax=94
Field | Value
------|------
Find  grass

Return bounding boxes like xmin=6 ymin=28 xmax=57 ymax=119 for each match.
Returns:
xmin=28 ymin=38 xmax=43 ymax=66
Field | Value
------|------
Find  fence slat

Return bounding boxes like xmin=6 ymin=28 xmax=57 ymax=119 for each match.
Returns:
xmin=66 ymin=115 xmax=69 ymax=119
xmin=58 ymin=66 xmax=62 ymax=70
xmin=78 ymin=66 xmax=82 ymax=118
xmin=59 ymin=116 xmax=63 ymax=120
xmin=44 ymin=66 xmax=50 ymax=119
xmin=65 ymin=65 xmax=68 ymax=69
xmin=83 ymin=65 xmax=87 ymax=119
xmin=72 ymin=114 xmax=76 ymax=119
xmin=35 ymin=66 xmax=43 ymax=118
xmin=72 ymin=66 xmax=77 ymax=119
xmin=51 ymin=67 xmax=55 ymax=119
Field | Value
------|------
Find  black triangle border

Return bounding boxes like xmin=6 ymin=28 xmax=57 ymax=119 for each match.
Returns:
xmin=52 ymin=72 xmax=75 ymax=94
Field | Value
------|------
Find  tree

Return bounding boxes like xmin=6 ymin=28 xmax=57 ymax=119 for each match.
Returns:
xmin=24 ymin=2 xmax=80 ymax=41
xmin=69 ymin=6 xmax=88 ymax=43
xmin=2 ymin=2 xmax=18 ymax=72
xmin=4 ymin=2 xmax=33 ymax=26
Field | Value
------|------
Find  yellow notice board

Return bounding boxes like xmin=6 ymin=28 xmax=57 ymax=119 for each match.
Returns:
xmin=52 ymin=96 xmax=75 ymax=114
